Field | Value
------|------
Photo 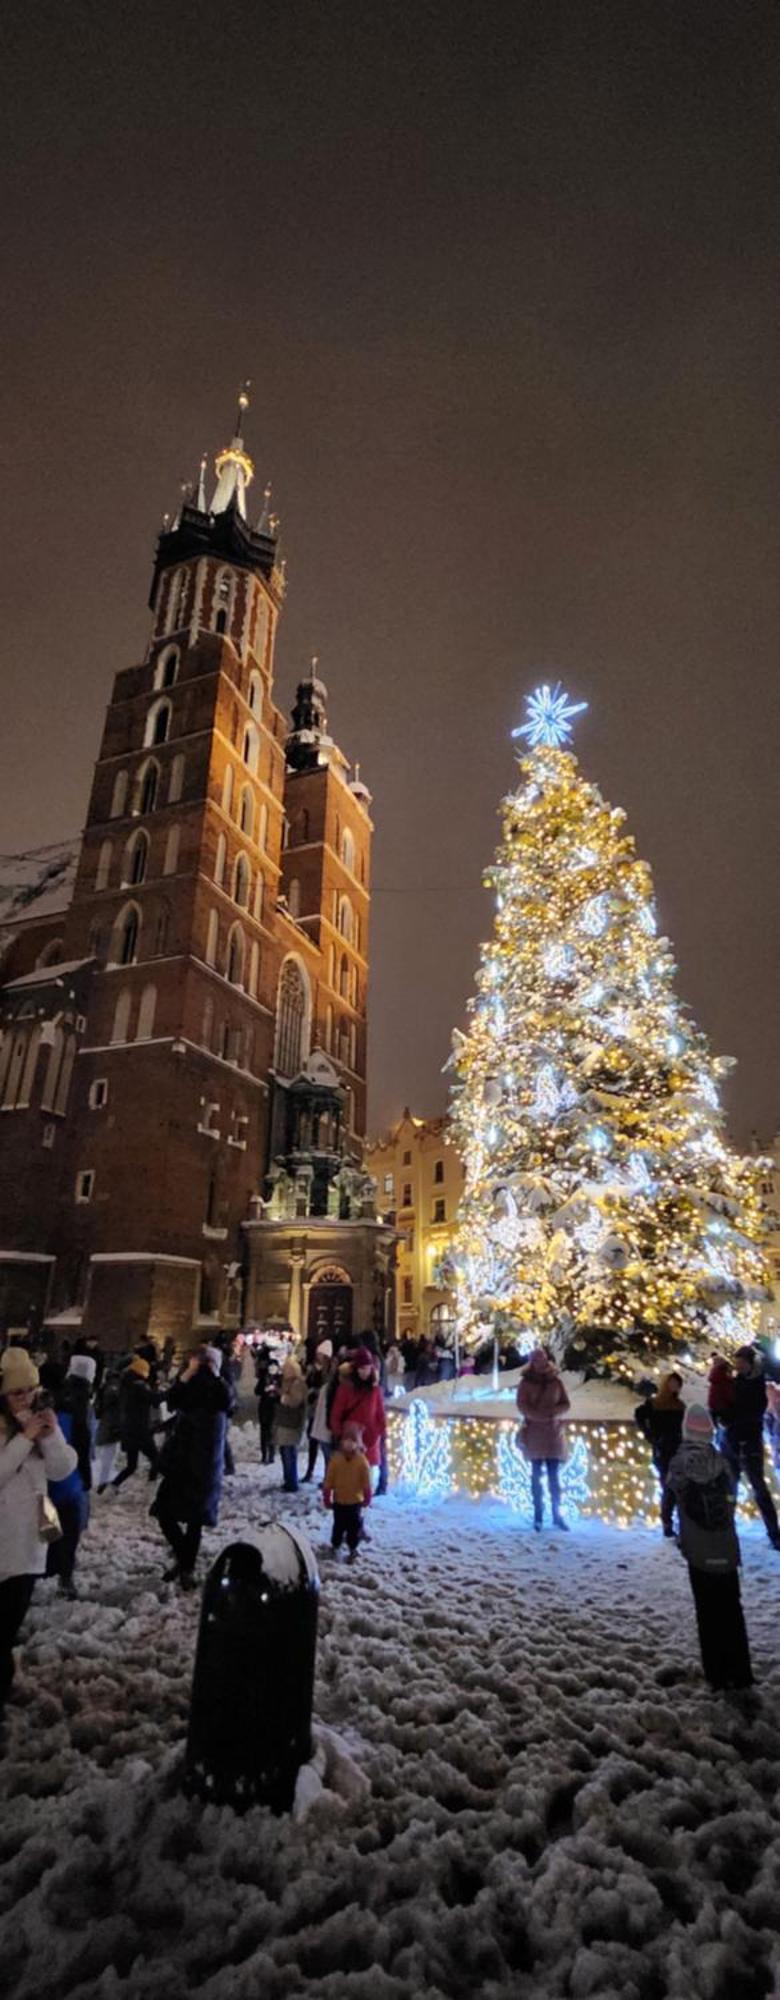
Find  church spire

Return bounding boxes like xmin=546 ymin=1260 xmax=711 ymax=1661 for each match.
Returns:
xmin=210 ymin=382 xmax=254 ymax=519
xmin=195 ymin=455 xmax=208 ymax=512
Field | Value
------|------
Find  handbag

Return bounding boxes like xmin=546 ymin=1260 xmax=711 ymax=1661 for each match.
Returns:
xmin=38 ymin=1494 xmax=63 ymax=1544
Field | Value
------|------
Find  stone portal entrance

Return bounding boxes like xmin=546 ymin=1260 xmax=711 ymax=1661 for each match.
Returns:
xmin=307 ymin=1265 xmax=353 ymax=1350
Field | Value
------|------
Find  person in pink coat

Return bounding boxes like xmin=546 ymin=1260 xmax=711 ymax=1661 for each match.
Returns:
xmin=515 ymin=1347 xmax=571 ymax=1531
xmin=329 ymin=1347 xmax=386 ymax=1478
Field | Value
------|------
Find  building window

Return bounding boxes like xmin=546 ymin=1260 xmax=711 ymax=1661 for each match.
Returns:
xmin=239 ymin=786 xmax=254 ymax=837
xmin=233 ymin=853 xmax=251 ymax=908
xmin=288 ymin=877 xmax=301 ymax=919
xmin=204 ymin=1171 xmax=218 ymax=1227
xmin=402 ymin=1277 xmax=413 ymax=1305
xmin=433 ymin=1198 xmax=446 ymax=1223
xmin=110 ymin=769 xmax=128 ymax=818
xmin=123 ymin=830 xmax=148 ymax=887
xmin=154 ymin=903 xmax=170 ymax=955
xmin=89 ymin=1078 xmax=109 ymax=1109
xmin=111 ymin=989 xmax=132 ymax=1043
xmin=383 ymin=1173 xmax=394 ymax=1195
xmin=135 ymin=758 xmax=159 ymax=815
xmin=274 ymin=956 xmax=310 ymax=1077
xmin=248 ymin=671 xmax=262 ymax=714
xmin=95 ymin=840 xmax=112 ymax=891
xmin=242 ymin=722 xmax=260 ymax=774
xmin=1 ymin=1032 xmax=30 ymax=1110
xmin=53 ymin=1036 xmax=76 ymax=1116
xmin=339 ymin=954 xmax=349 ymax=999
xmin=205 ymin=908 xmax=219 ymax=967
xmin=168 ymin=753 xmax=185 ymax=805
xmin=154 ymin=646 xmax=179 ymax=691
xmin=75 ymin=1170 xmax=95 ymax=1203
xmin=136 ymin=984 xmax=157 ymax=1040
xmin=165 ymin=568 xmax=187 ymax=634
xmin=222 ymin=764 xmax=234 ymax=816
xmin=402 ymin=1183 xmax=412 ymax=1208
xmin=253 ymin=875 xmax=264 ymax=923
xmin=112 ymin=903 xmax=140 ymax=966
xmin=341 ymin=827 xmax=355 ymax=872
xmin=226 ymin=923 xmax=245 ymax=986
xmin=258 ymin=803 xmax=268 ymax=850
xmin=434 ymin=1159 xmax=444 ymax=1184
xmin=214 ymin=832 xmax=226 ymax=889
xmin=36 ymin=937 xmax=65 ymax=969
xmin=145 ymin=699 xmax=172 ymax=749
xmin=213 ymin=568 xmax=234 ymax=636
xmin=248 ymin=939 xmax=259 ymax=999
xmin=337 ymin=895 xmax=354 ymax=942
xmin=163 ymin=825 xmax=180 ymax=875
xmin=402 ymin=1150 xmax=411 ymax=1166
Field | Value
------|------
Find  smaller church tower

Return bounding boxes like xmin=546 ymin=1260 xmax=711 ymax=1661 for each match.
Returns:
xmin=281 ymin=661 xmax=372 ymax=1141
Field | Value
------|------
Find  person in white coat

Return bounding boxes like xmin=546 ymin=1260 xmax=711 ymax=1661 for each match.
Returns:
xmin=0 ymin=1348 xmax=77 ymax=1722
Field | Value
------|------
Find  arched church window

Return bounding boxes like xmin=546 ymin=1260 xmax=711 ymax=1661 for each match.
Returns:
xmin=341 ymin=827 xmax=355 ymax=873
xmin=112 ymin=903 xmax=140 ymax=967
xmin=274 ymin=956 xmax=310 ymax=1077
xmin=226 ymin=923 xmax=245 ymax=987
xmin=136 ymin=984 xmax=157 ymax=1041
xmin=248 ymin=671 xmax=262 ymax=714
xmin=168 ymin=753 xmax=185 ymax=804
xmin=135 ymin=759 xmax=160 ymax=815
xmin=154 ymin=647 xmax=179 ymax=691
xmin=110 ymin=990 xmax=132 ymax=1045
xmin=95 ymin=841 xmax=112 ymax=892
xmin=242 ymin=722 xmax=260 ymax=775
xmin=239 ymin=786 xmax=254 ymax=837
xmin=110 ymin=769 xmax=128 ymax=818
xmin=123 ymin=831 xmax=148 ymax=887
xmin=214 ymin=832 xmax=226 ymax=889
xmin=146 ymin=700 xmax=172 ymax=749
xmin=233 ymin=853 xmax=251 ymax=909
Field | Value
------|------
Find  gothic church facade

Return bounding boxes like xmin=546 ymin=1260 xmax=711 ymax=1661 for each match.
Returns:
xmin=0 ymin=395 xmax=393 ymax=1349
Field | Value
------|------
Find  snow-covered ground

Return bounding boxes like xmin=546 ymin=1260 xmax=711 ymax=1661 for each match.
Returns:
xmin=2 ymin=1432 xmax=780 ymax=2000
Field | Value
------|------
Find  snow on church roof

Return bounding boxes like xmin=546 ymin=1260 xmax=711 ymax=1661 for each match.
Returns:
xmin=0 ymin=840 xmax=80 ymax=926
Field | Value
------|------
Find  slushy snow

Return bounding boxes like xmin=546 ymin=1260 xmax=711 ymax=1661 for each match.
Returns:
xmin=1 ymin=1432 xmax=779 ymax=2000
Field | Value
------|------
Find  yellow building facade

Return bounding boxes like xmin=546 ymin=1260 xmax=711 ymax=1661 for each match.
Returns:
xmin=366 ymin=1110 xmax=464 ymax=1340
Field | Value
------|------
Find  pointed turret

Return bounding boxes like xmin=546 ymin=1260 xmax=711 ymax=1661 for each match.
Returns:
xmin=210 ymin=384 xmax=254 ymax=518
xmin=286 ymin=658 xmax=343 ymax=772
xmin=149 ymin=387 xmax=282 ymax=607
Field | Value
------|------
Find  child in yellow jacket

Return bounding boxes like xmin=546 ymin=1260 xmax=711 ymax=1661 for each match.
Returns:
xmin=322 ymin=1421 xmax=372 ymax=1561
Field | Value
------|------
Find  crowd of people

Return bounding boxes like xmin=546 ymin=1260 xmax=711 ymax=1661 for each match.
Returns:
xmin=1 ymin=1318 xmax=779 ymax=1733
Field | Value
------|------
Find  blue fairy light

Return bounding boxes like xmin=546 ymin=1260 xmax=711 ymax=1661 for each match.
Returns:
xmin=497 ymin=1430 xmax=590 ymax=1522
xmin=399 ymin=1400 xmax=452 ymax=1499
xmin=512 ymin=682 xmax=588 ymax=750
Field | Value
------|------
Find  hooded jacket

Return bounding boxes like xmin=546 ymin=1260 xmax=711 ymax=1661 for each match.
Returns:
xmin=666 ymin=1439 xmax=740 ymax=1572
xmin=153 ymin=1367 xmax=231 ymax=1527
xmin=708 ymin=1359 xmax=735 ymax=1424
xmin=516 ymin=1351 xmax=570 ymax=1462
xmin=634 ymin=1379 xmax=685 ymax=1475
xmin=0 ymin=1416 xmax=77 ymax=1581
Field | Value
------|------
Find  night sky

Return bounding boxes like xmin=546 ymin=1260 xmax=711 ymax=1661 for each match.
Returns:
xmin=2 ymin=1 xmax=778 ymax=1143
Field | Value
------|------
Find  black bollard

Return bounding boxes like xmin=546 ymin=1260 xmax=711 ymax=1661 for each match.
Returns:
xmin=184 ymin=1521 xmax=319 ymax=1811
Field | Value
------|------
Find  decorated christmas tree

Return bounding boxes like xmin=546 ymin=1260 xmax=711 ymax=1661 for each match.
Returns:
xmin=448 ymin=685 xmax=769 ymax=1380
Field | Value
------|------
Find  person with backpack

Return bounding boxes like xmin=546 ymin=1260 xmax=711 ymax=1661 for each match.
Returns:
xmin=720 ymin=1345 xmax=780 ymax=1549
xmin=634 ymin=1372 xmax=685 ymax=1536
xmin=666 ymin=1403 xmax=753 ymax=1691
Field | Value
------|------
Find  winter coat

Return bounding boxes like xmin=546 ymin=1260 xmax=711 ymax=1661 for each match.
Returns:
xmin=118 ymin=1369 xmax=157 ymax=1446
xmin=323 ymin=1449 xmax=372 ymax=1507
xmin=634 ymin=1395 xmax=684 ymax=1476
xmin=95 ymin=1373 xmax=122 ymax=1447
xmin=0 ymin=1416 xmax=77 ymax=1581
xmin=666 ymin=1440 xmax=740 ymax=1573
xmin=516 ymin=1354 xmax=570 ymax=1462
xmin=273 ymin=1364 xmax=307 ymax=1446
xmin=310 ymin=1379 xmax=334 ymax=1445
xmin=153 ymin=1370 xmax=231 ymax=1527
xmin=723 ymin=1364 xmax=767 ymax=1448
xmin=60 ymin=1377 xmax=95 ymax=1491
xmin=708 ymin=1360 xmax=735 ymax=1425
xmin=48 ymin=1409 xmax=89 ymax=1508
xmin=329 ymin=1373 xmax=387 ymax=1466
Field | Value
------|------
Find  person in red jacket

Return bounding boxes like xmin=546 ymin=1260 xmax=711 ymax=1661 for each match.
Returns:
xmin=708 ymin=1356 xmax=735 ymax=1436
xmin=329 ymin=1347 xmax=386 ymax=1485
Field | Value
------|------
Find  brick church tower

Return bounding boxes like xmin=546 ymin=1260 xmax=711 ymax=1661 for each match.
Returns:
xmin=0 ymin=393 xmax=393 ymax=1349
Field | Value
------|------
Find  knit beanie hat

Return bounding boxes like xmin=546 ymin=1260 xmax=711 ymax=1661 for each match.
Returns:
xmin=68 ymin=1354 xmax=97 ymax=1385
xmin=129 ymin=1354 xmax=150 ymax=1379
xmin=0 ymin=1348 xmax=40 ymax=1393
xmin=683 ymin=1402 xmax=714 ymax=1441
xmin=352 ymin=1346 xmax=374 ymax=1370
xmin=316 ymin=1339 xmax=333 ymax=1359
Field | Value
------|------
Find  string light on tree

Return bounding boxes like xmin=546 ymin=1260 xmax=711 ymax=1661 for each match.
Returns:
xmin=399 ymin=1399 xmax=452 ymax=1499
xmin=448 ymin=683 xmax=771 ymax=1375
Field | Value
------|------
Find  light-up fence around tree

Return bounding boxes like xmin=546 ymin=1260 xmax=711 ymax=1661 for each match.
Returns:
xmin=387 ymin=1403 xmax=779 ymax=1528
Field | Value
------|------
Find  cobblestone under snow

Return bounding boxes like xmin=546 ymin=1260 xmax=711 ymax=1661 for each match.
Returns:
xmin=1 ymin=1439 xmax=779 ymax=2000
